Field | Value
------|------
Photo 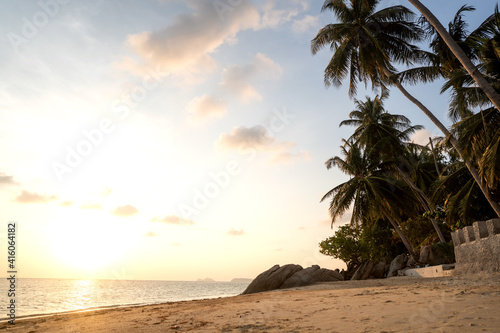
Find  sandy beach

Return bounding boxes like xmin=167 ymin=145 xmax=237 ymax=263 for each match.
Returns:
xmin=1 ymin=273 xmax=499 ymax=333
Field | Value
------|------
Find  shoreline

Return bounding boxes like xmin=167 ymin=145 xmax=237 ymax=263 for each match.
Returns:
xmin=0 ymin=294 xmax=241 ymax=323
xmin=1 ymin=274 xmax=499 ymax=332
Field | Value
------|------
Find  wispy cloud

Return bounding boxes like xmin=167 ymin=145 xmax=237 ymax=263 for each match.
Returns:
xmin=118 ymin=0 xmax=260 ymax=79
xmin=143 ymin=231 xmax=159 ymax=237
xmin=216 ymin=125 xmax=310 ymax=164
xmin=220 ymin=53 xmax=282 ymax=102
xmin=13 ymin=191 xmax=57 ymax=204
xmin=186 ymin=94 xmax=227 ymax=121
xmin=411 ymin=129 xmax=435 ymax=146
xmin=0 ymin=172 xmax=18 ymax=186
xmin=216 ymin=125 xmax=274 ymax=151
xmin=260 ymin=1 xmax=300 ymax=27
xmin=111 ymin=205 xmax=138 ymax=217
xmin=59 ymin=201 xmax=74 ymax=207
xmin=151 ymin=215 xmax=194 ymax=226
xmin=227 ymin=228 xmax=245 ymax=236
xmin=292 ymin=15 xmax=319 ymax=33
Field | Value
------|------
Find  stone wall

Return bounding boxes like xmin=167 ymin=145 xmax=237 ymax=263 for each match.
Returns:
xmin=451 ymin=219 xmax=500 ymax=274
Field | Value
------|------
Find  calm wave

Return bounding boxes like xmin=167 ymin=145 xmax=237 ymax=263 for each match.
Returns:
xmin=0 ymin=278 xmax=250 ymax=319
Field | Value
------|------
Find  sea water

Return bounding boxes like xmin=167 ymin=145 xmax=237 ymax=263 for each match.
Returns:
xmin=0 ymin=278 xmax=250 ymax=319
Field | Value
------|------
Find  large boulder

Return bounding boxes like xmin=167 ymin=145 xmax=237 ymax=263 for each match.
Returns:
xmin=351 ymin=260 xmax=375 ymax=280
xmin=280 ymin=265 xmax=343 ymax=289
xmin=419 ymin=245 xmax=432 ymax=264
xmin=387 ymin=254 xmax=408 ymax=277
xmin=242 ymin=264 xmax=302 ymax=294
xmin=242 ymin=264 xmax=343 ymax=295
xmin=371 ymin=261 xmax=387 ymax=279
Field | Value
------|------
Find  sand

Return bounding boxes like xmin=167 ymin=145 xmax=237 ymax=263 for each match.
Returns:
xmin=2 ymin=274 xmax=499 ymax=333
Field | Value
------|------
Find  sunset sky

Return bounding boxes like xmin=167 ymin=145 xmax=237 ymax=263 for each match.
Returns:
xmin=1 ymin=0 xmax=497 ymax=281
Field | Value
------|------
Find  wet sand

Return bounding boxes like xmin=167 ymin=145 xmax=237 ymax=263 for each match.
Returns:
xmin=2 ymin=274 xmax=499 ymax=332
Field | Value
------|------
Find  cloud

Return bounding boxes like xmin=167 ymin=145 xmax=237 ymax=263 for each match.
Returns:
xmin=13 ymin=191 xmax=57 ymax=204
xmin=216 ymin=125 xmax=274 ymax=151
xmin=227 ymin=228 xmax=245 ymax=236
xmin=59 ymin=201 xmax=74 ymax=207
xmin=186 ymin=94 xmax=227 ymax=121
xmin=0 ymin=172 xmax=18 ymax=186
xmin=81 ymin=203 xmax=103 ymax=210
xmin=220 ymin=53 xmax=282 ymax=102
xmin=119 ymin=0 xmax=260 ymax=78
xmin=292 ymin=15 xmax=319 ymax=33
xmin=216 ymin=125 xmax=310 ymax=164
xmin=111 ymin=205 xmax=138 ymax=217
xmin=170 ymin=242 xmax=181 ymax=247
xmin=271 ymin=146 xmax=311 ymax=165
xmin=260 ymin=1 xmax=300 ymax=27
xmin=99 ymin=187 xmax=112 ymax=197
xmin=143 ymin=231 xmax=159 ymax=237
xmin=151 ymin=215 xmax=194 ymax=226
xmin=411 ymin=129 xmax=434 ymax=146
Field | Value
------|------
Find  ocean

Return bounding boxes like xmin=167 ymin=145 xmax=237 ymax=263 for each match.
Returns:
xmin=0 ymin=278 xmax=250 ymax=320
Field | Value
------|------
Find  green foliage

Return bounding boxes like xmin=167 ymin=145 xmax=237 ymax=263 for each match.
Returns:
xmin=399 ymin=216 xmax=443 ymax=249
xmin=432 ymin=241 xmax=456 ymax=264
xmin=319 ymin=225 xmax=366 ymax=268
xmin=320 ymin=221 xmax=403 ymax=268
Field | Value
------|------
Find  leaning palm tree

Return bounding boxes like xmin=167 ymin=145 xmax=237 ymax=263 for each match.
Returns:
xmin=321 ymin=141 xmax=418 ymax=258
xmin=407 ymin=0 xmax=500 ymax=112
xmin=398 ymin=5 xmax=478 ymax=121
xmin=340 ymin=93 xmax=446 ymax=241
xmin=311 ymin=0 xmax=500 ymax=217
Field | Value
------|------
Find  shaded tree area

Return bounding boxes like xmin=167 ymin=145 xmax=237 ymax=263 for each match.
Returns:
xmin=313 ymin=1 xmax=500 ymax=267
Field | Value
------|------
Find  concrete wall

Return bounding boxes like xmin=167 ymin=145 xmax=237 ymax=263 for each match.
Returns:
xmin=452 ymin=219 xmax=500 ymax=274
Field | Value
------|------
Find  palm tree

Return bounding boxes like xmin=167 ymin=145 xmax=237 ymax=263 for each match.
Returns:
xmin=340 ymin=93 xmax=446 ymax=241
xmin=452 ymin=108 xmax=500 ymax=201
xmin=407 ymin=0 xmax=500 ymax=112
xmin=311 ymin=0 xmax=500 ymax=217
xmin=321 ymin=141 xmax=418 ymax=258
xmin=397 ymin=5 xmax=477 ymax=121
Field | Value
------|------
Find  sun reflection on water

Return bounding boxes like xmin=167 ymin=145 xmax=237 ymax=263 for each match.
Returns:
xmin=67 ymin=280 xmax=96 ymax=310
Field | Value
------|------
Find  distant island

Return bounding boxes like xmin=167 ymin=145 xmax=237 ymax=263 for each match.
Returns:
xmin=196 ymin=278 xmax=215 ymax=282
xmin=230 ymin=278 xmax=252 ymax=283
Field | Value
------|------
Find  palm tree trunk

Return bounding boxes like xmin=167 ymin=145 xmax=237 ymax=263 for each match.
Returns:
xmin=407 ymin=0 xmax=500 ymax=111
xmin=395 ymin=166 xmax=446 ymax=242
xmin=429 ymin=137 xmax=441 ymax=175
xmin=383 ymin=67 xmax=500 ymax=218
xmin=380 ymin=205 xmax=417 ymax=260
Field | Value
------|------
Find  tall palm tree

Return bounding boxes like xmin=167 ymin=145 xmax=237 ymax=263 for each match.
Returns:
xmin=398 ymin=5 xmax=478 ymax=121
xmin=443 ymin=7 xmax=500 ymax=117
xmin=407 ymin=0 xmax=500 ymax=112
xmin=321 ymin=141 xmax=418 ymax=258
xmin=311 ymin=0 xmax=500 ymax=217
xmin=340 ymin=94 xmax=446 ymax=241
xmin=453 ymin=108 xmax=500 ymax=200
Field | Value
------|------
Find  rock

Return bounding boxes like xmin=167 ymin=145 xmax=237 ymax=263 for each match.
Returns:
xmin=429 ymin=245 xmax=448 ymax=265
xmin=242 ymin=264 xmax=302 ymax=294
xmin=407 ymin=255 xmax=417 ymax=268
xmin=371 ymin=261 xmax=386 ymax=279
xmin=280 ymin=265 xmax=343 ymax=289
xmin=242 ymin=264 xmax=344 ymax=294
xmin=351 ymin=261 xmax=374 ymax=280
xmin=280 ymin=265 xmax=321 ymax=288
xmin=387 ymin=255 xmax=408 ymax=277
xmin=419 ymin=245 xmax=432 ymax=264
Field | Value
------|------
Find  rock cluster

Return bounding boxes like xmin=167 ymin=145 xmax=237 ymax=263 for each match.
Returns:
xmin=242 ymin=264 xmax=344 ymax=295
xmin=244 ymin=244 xmax=455 ymax=293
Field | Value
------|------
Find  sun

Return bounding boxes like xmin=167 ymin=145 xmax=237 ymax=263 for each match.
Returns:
xmin=50 ymin=212 xmax=136 ymax=272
